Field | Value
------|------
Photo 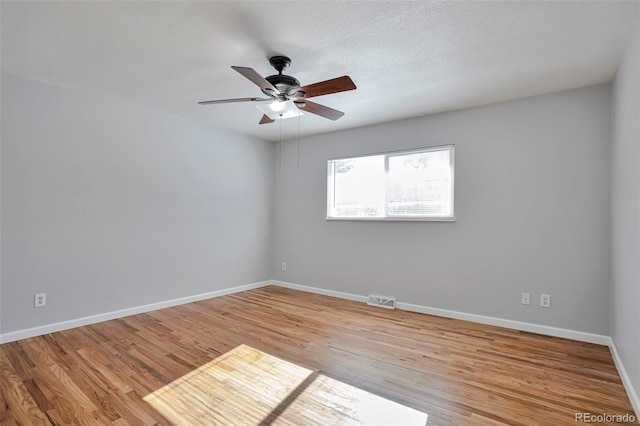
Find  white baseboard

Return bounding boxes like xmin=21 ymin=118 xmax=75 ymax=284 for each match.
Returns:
xmin=396 ymin=301 xmax=610 ymax=345
xmin=609 ymin=338 xmax=640 ymax=417
xmin=271 ymin=280 xmax=368 ymax=303
xmin=270 ymin=280 xmax=609 ymax=344
xmin=0 ymin=280 xmax=271 ymax=344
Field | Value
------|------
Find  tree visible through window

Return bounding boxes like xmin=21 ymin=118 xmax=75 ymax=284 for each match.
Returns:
xmin=327 ymin=145 xmax=454 ymax=220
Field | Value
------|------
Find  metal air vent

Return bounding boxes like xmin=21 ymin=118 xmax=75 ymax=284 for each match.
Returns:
xmin=367 ymin=294 xmax=397 ymax=309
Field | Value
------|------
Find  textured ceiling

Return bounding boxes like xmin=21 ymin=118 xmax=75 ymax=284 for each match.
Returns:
xmin=1 ymin=1 xmax=638 ymax=142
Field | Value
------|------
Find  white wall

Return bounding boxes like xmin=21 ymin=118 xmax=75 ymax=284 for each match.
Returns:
xmin=611 ymin=20 xmax=640 ymax=409
xmin=0 ymin=73 xmax=275 ymax=334
xmin=274 ymin=85 xmax=611 ymax=335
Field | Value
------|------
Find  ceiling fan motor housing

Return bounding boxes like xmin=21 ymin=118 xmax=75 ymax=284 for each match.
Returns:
xmin=265 ymin=74 xmax=301 ymax=98
xmin=263 ymin=56 xmax=303 ymax=100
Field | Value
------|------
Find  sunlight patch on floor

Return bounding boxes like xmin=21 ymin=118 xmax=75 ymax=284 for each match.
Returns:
xmin=144 ymin=344 xmax=428 ymax=425
xmin=144 ymin=344 xmax=313 ymax=424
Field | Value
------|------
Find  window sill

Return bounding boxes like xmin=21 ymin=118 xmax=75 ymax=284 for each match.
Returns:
xmin=326 ymin=216 xmax=456 ymax=222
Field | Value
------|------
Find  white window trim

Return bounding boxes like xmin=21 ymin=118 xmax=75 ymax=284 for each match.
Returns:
xmin=326 ymin=145 xmax=455 ymax=222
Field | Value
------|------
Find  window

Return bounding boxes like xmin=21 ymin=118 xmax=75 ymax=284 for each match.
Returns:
xmin=327 ymin=145 xmax=454 ymax=221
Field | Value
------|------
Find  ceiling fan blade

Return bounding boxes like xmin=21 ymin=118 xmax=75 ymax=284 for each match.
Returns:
xmin=299 ymin=76 xmax=356 ymax=99
xmin=198 ymin=97 xmax=272 ymax=105
xmin=231 ymin=66 xmax=279 ymax=94
xmin=295 ymin=100 xmax=345 ymax=121
xmin=259 ymin=114 xmax=275 ymax=125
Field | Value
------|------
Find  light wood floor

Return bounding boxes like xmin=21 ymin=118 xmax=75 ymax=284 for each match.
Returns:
xmin=0 ymin=285 xmax=636 ymax=425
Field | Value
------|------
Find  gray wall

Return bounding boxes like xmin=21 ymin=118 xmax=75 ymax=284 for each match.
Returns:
xmin=0 ymin=73 xmax=275 ymax=333
xmin=274 ymin=85 xmax=611 ymax=335
xmin=611 ymin=20 xmax=640 ymax=405
xmin=0 ymin=73 xmax=619 ymax=339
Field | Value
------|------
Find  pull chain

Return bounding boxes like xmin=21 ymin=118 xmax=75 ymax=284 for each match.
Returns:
xmin=297 ymin=112 xmax=300 ymax=170
xmin=279 ymin=116 xmax=282 ymax=172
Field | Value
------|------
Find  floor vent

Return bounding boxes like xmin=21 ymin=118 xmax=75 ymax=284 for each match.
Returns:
xmin=367 ymin=294 xmax=397 ymax=309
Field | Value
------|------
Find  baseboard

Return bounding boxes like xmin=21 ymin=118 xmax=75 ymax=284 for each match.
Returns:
xmin=1 ymin=278 xmax=611 ymax=346
xmin=271 ymin=280 xmax=368 ymax=303
xmin=2 ymin=278 xmax=636 ymax=415
xmin=608 ymin=338 xmax=640 ymax=417
xmin=0 ymin=280 xmax=271 ymax=344
xmin=269 ymin=280 xmax=609 ymax=345
xmin=397 ymin=301 xmax=610 ymax=345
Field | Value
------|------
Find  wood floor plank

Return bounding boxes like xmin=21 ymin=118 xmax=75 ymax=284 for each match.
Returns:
xmin=0 ymin=350 xmax=50 ymax=425
xmin=0 ymin=285 xmax=637 ymax=425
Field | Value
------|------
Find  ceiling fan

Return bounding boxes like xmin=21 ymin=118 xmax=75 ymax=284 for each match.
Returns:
xmin=198 ymin=56 xmax=356 ymax=125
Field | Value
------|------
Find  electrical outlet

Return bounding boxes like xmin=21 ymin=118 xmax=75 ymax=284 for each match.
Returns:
xmin=34 ymin=293 xmax=46 ymax=308
xmin=521 ymin=292 xmax=530 ymax=305
xmin=281 ymin=262 xmax=287 ymax=271
xmin=540 ymin=294 xmax=551 ymax=308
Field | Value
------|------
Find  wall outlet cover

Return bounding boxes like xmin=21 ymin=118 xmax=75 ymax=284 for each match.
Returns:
xmin=34 ymin=293 xmax=47 ymax=308
xmin=541 ymin=294 xmax=551 ymax=308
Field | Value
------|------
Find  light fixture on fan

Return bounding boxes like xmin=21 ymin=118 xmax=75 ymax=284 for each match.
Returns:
xmin=256 ymin=100 xmax=304 ymax=120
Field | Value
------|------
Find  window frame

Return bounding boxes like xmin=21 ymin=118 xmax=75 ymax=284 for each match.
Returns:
xmin=326 ymin=145 xmax=455 ymax=222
